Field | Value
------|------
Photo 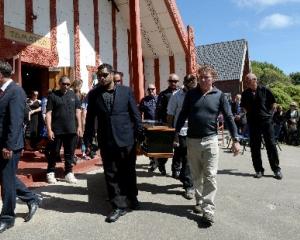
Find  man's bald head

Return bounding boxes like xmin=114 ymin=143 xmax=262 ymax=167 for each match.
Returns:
xmin=147 ymin=83 xmax=156 ymax=96
xmin=246 ymin=73 xmax=258 ymax=91
xmin=168 ymin=73 xmax=179 ymax=90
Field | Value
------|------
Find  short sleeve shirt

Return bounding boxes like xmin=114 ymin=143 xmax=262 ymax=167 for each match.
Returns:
xmin=46 ymin=89 xmax=81 ymax=134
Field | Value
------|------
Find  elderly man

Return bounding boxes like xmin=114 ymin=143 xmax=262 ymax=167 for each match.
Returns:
xmin=139 ymin=83 xmax=158 ymax=171
xmin=241 ymin=73 xmax=282 ymax=180
xmin=176 ymin=65 xmax=240 ymax=226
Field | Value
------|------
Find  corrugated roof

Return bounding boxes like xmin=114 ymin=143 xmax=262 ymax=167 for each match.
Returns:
xmin=196 ymin=39 xmax=248 ymax=81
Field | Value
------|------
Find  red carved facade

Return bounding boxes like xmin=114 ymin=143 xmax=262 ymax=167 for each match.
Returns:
xmin=0 ymin=0 xmax=58 ymax=67
xmin=93 ymin=0 xmax=100 ymax=67
xmin=73 ymin=0 xmax=81 ymax=80
xmin=164 ymin=0 xmax=196 ymax=74
xmin=25 ymin=0 xmax=33 ymax=33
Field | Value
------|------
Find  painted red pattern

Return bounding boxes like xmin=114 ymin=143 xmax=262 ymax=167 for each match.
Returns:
xmin=187 ymin=25 xmax=196 ymax=74
xmin=129 ymin=0 xmax=144 ymax=100
xmin=127 ymin=29 xmax=133 ymax=87
xmin=0 ymin=0 xmax=58 ymax=66
xmin=86 ymin=0 xmax=100 ymax=90
xmin=112 ymin=4 xmax=117 ymax=70
xmin=164 ymin=0 xmax=188 ymax=54
xmin=154 ymin=58 xmax=160 ymax=93
xmin=0 ymin=0 xmax=4 ymax=40
xmin=25 ymin=0 xmax=33 ymax=33
xmin=93 ymin=0 xmax=100 ymax=67
xmin=169 ymin=55 xmax=175 ymax=74
xmin=73 ymin=0 xmax=80 ymax=79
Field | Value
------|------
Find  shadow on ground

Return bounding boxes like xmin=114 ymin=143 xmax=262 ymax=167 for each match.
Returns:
xmin=29 ymin=168 xmax=210 ymax=228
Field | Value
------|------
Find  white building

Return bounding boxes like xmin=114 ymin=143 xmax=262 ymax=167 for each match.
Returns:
xmin=0 ymin=0 xmax=196 ymax=99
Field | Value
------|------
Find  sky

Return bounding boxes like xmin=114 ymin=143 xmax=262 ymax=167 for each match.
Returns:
xmin=176 ymin=0 xmax=300 ymax=74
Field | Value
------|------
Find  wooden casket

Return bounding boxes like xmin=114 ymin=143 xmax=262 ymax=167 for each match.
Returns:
xmin=140 ymin=125 xmax=175 ymax=158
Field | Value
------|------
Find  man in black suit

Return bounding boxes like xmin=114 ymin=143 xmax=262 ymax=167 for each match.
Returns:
xmin=84 ymin=63 xmax=142 ymax=223
xmin=0 ymin=61 xmax=42 ymax=233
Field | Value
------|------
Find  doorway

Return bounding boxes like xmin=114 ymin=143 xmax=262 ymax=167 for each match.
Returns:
xmin=21 ymin=63 xmax=49 ymax=98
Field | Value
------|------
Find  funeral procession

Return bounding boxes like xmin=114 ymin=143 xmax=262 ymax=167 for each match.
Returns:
xmin=1 ymin=0 xmax=300 ymax=239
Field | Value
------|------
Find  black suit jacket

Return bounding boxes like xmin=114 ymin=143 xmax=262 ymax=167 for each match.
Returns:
xmin=0 ymin=81 xmax=26 ymax=151
xmin=84 ymin=85 xmax=142 ymax=148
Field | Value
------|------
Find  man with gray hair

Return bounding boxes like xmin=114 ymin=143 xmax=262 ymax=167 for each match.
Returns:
xmin=241 ymin=73 xmax=282 ymax=180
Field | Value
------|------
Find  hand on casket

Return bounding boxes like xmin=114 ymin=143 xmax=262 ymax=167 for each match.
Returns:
xmin=173 ymin=132 xmax=179 ymax=147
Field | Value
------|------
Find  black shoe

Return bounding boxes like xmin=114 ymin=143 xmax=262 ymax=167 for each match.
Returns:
xmin=0 ymin=221 xmax=14 ymax=233
xmin=105 ymin=208 xmax=127 ymax=223
xmin=274 ymin=170 xmax=283 ymax=180
xmin=158 ymin=165 xmax=166 ymax=176
xmin=172 ymin=171 xmax=180 ymax=179
xmin=184 ymin=188 xmax=194 ymax=200
xmin=254 ymin=171 xmax=264 ymax=178
xmin=202 ymin=212 xmax=214 ymax=226
xmin=129 ymin=198 xmax=140 ymax=210
xmin=24 ymin=196 xmax=42 ymax=222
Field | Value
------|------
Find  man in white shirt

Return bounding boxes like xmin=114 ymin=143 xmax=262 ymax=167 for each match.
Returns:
xmin=167 ymin=74 xmax=197 ymax=199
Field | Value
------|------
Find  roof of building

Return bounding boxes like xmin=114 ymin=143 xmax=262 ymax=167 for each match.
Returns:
xmin=196 ymin=39 xmax=248 ymax=81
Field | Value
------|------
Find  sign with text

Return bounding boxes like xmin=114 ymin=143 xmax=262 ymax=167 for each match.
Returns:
xmin=4 ymin=25 xmax=51 ymax=49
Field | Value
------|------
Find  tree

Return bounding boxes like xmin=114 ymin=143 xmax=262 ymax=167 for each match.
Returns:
xmin=251 ymin=61 xmax=300 ymax=109
xmin=251 ymin=61 xmax=291 ymax=86
xmin=290 ymin=72 xmax=300 ymax=85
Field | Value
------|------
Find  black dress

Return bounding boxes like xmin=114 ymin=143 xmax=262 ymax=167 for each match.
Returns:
xmin=26 ymin=99 xmax=41 ymax=143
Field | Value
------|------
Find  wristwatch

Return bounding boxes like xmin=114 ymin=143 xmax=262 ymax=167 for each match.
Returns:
xmin=232 ymin=137 xmax=239 ymax=143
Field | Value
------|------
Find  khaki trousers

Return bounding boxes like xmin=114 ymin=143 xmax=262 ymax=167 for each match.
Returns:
xmin=187 ymin=136 xmax=219 ymax=215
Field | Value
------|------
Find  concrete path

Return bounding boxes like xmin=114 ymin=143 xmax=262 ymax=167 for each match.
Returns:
xmin=1 ymin=143 xmax=300 ymax=240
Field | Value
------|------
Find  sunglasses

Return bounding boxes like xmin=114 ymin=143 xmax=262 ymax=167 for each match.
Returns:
xmin=61 ymin=82 xmax=71 ymax=86
xmin=97 ymin=72 xmax=110 ymax=78
xmin=148 ymin=88 xmax=155 ymax=91
xmin=168 ymin=80 xmax=179 ymax=83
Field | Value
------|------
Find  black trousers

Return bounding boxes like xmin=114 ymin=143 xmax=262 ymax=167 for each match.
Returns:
xmin=249 ymin=119 xmax=281 ymax=173
xmin=100 ymin=143 xmax=138 ymax=209
xmin=0 ymin=150 xmax=38 ymax=223
xmin=173 ymin=136 xmax=193 ymax=189
xmin=47 ymin=133 xmax=77 ymax=174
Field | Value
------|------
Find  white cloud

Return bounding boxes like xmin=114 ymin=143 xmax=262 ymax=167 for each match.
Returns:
xmin=259 ymin=13 xmax=296 ymax=29
xmin=233 ymin=0 xmax=300 ymax=7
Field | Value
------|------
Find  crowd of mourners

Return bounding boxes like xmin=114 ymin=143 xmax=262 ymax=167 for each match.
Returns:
xmin=0 ymin=59 xmax=298 ymax=233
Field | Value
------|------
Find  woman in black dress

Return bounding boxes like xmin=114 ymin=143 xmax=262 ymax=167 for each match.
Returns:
xmin=26 ymin=91 xmax=41 ymax=149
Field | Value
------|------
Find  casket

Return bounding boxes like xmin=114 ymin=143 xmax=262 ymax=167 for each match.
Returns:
xmin=140 ymin=125 xmax=175 ymax=158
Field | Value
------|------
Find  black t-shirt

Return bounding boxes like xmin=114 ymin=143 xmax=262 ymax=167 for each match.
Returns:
xmin=156 ymin=87 xmax=178 ymax=123
xmin=101 ymin=89 xmax=115 ymax=112
xmin=46 ymin=89 xmax=81 ymax=134
xmin=241 ymin=85 xmax=275 ymax=122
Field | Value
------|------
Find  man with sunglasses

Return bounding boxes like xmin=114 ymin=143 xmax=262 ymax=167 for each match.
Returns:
xmin=84 ymin=63 xmax=142 ymax=223
xmin=167 ymin=74 xmax=197 ymax=199
xmin=45 ymin=76 xmax=82 ymax=184
xmin=156 ymin=74 xmax=180 ymax=176
xmin=113 ymin=71 xmax=123 ymax=85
